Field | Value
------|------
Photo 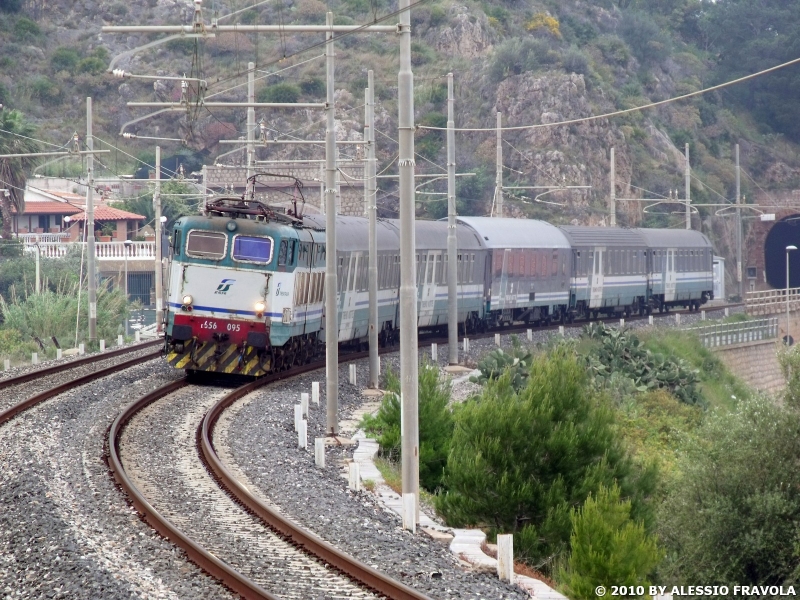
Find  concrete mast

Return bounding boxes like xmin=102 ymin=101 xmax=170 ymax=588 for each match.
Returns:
xmin=685 ymin=143 xmax=691 ymax=230
xmin=447 ymin=73 xmax=458 ymax=364
xmin=86 ymin=97 xmax=97 ymax=341
xmin=398 ymin=0 xmax=419 ymax=522
xmin=366 ymin=71 xmax=379 ymax=388
xmin=324 ymin=12 xmax=339 ymax=435
xmin=154 ymin=146 xmax=163 ymax=333
xmin=247 ymin=62 xmax=255 ymax=181
xmin=736 ymin=143 xmax=743 ymax=300
xmin=609 ymin=147 xmax=616 ymax=227
xmin=495 ymin=112 xmax=502 ymax=218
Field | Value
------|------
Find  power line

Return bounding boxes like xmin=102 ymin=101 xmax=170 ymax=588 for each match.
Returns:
xmin=417 ymin=55 xmax=800 ymax=133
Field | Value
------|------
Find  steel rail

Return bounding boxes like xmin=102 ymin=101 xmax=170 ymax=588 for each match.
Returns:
xmin=0 ymin=349 xmax=162 ymax=426
xmin=107 ymin=379 xmax=279 ymax=600
xmin=0 ymin=339 xmax=162 ymax=390
xmin=200 ymin=367 xmax=433 ymax=600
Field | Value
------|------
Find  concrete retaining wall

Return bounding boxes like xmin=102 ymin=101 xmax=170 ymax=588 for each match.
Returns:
xmin=713 ymin=339 xmax=785 ymax=395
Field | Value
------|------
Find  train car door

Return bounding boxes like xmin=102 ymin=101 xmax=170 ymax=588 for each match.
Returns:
xmin=418 ymin=253 xmax=436 ymax=326
xmin=589 ymin=248 xmax=605 ymax=308
xmin=498 ymin=248 xmax=510 ymax=309
xmin=338 ymin=252 xmax=359 ymax=341
xmin=664 ymin=249 xmax=677 ymax=302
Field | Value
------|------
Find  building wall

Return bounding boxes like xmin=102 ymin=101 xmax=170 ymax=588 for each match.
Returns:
xmin=203 ymin=162 xmax=366 ymax=217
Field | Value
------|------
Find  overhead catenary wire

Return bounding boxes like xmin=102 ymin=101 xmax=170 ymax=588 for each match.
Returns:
xmin=417 ymin=56 xmax=800 ymax=133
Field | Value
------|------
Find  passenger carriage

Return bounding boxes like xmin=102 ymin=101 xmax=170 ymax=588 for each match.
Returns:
xmin=559 ymin=226 xmax=649 ymax=318
xmin=637 ymin=229 xmax=714 ymax=311
xmin=457 ymin=217 xmax=571 ymax=326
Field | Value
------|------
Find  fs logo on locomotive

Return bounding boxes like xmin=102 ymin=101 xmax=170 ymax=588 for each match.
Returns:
xmin=215 ymin=278 xmax=236 ymax=294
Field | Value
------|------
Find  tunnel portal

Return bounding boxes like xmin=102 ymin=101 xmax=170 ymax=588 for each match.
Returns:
xmin=764 ymin=215 xmax=800 ymax=288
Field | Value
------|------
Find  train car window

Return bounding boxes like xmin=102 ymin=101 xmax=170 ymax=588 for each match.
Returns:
xmin=172 ymin=230 xmax=182 ymax=256
xmin=186 ymin=230 xmax=227 ymax=260
xmin=233 ymin=235 xmax=273 ymax=264
xmin=470 ymin=254 xmax=475 ymax=282
xmin=277 ymin=240 xmax=288 ymax=266
xmin=552 ymin=252 xmax=558 ymax=277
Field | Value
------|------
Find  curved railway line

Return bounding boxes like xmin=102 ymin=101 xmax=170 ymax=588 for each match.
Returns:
xmin=0 ymin=303 xmax=742 ymax=599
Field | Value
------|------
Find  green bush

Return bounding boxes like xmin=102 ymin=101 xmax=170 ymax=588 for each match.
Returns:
xmin=0 ymin=0 xmax=22 ymax=12
xmin=658 ymin=396 xmax=800 ymax=586
xmin=489 ymin=37 xmax=560 ymax=83
xmin=78 ymin=56 xmax=106 ymax=75
xmin=470 ymin=338 xmax=533 ymax=391
xmin=360 ymin=361 xmax=454 ymax=491
xmin=300 ymin=77 xmax=325 ymax=97
xmin=436 ymin=347 xmax=655 ymax=574
xmin=558 ymin=485 xmax=662 ymax=599
xmin=30 ymin=77 xmax=62 ymax=106
xmin=50 ymin=47 xmax=80 ymax=73
xmin=583 ymin=323 xmax=703 ymax=406
xmin=15 ymin=16 xmax=40 ymax=41
xmin=256 ymin=83 xmax=300 ymax=104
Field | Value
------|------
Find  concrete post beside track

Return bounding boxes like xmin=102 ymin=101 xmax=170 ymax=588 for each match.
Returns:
xmin=315 ymin=438 xmax=325 ymax=468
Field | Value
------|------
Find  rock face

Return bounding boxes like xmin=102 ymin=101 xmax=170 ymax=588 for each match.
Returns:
xmin=475 ymin=72 xmax=629 ymax=222
xmin=432 ymin=6 xmax=493 ymax=59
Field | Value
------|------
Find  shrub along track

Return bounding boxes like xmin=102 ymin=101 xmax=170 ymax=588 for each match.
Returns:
xmin=108 ymin=349 xmax=432 ymax=600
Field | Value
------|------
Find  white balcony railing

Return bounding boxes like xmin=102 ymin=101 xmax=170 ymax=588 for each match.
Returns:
xmin=23 ymin=241 xmax=157 ymax=260
xmin=16 ymin=232 xmax=71 ymax=244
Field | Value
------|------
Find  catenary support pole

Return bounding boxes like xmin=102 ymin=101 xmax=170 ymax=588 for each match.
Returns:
xmin=87 ymin=97 xmax=97 ymax=341
xmin=447 ymin=72 xmax=458 ymax=365
xmin=35 ymin=244 xmax=40 ymax=294
xmin=736 ymin=144 xmax=743 ymax=300
xmin=495 ymin=111 xmax=502 ymax=218
xmin=366 ymin=71 xmax=379 ymax=388
xmin=154 ymin=146 xmax=163 ymax=333
xmin=324 ymin=12 xmax=339 ymax=435
xmin=609 ymin=147 xmax=616 ymax=227
xmin=398 ymin=0 xmax=419 ymax=522
xmin=247 ymin=62 xmax=255 ymax=181
xmin=685 ymin=143 xmax=691 ymax=230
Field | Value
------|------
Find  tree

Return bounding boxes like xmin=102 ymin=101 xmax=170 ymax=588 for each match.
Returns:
xmin=0 ymin=110 xmax=40 ymax=239
xmin=658 ymin=396 xmax=800 ymax=586
xmin=436 ymin=347 xmax=656 ymax=573
xmin=361 ymin=361 xmax=454 ymax=491
xmin=694 ymin=0 xmax=800 ymax=141
xmin=559 ymin=485 xmax=662 ymax=600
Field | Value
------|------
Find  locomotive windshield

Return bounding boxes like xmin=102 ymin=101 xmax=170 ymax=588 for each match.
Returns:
xmin=233 ymin=235 xmax=273 ymax=263
xmin=186 ymin=230 xmax=227 ymax=260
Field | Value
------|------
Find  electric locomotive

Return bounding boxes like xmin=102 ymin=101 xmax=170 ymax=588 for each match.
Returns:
xmin=164 ymin=193 xmax=325 ymax=376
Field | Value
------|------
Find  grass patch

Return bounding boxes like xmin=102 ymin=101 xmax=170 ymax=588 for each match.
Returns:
xmin=373 ymin=456 xmax=437 ymax=507
xmin=638 ymin=329 xmax=751 ymax=410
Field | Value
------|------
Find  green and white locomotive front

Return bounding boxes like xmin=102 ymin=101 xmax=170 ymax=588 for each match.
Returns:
xmin=165 ymin=214 xmax=305 ymax=376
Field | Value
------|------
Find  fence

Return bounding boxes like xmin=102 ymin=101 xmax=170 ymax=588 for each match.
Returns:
xmin=22 ymin=241 xmax=156 ymax=260
xmin=746 ymin=287 xmax=800 ymax=316
xmin=691 ymin=317 xmax=779 ymax=348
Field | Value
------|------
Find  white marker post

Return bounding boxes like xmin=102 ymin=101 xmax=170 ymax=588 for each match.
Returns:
xmin=648 ymin=315 xmax=654 ymax=326
xmin=527 ymin=329 xmax=532 ymax=341
xmin=294 ymin=405 xmax=302 ymax=432
xmin=431 ymin=343 xmax=437 ymax=362
xmin=118 ymin=334 xmax=124 ymax=346
xmin=56 ymin=349 xmax=62 ymax=360
xmin=402 ymin=493 xmax=416 ymax=533
xmin=31 ymin=353 xmax=38 ymax=365
xmin=348 ymin=462 xmax=360 ymax=491
xmin=312 ymin=381 xmax=320 ymax=405
xmin=495 ymin=333 xmax=501 ymax=346
xmin=298 ymin=419 xmax=307 ymax=449
xmin=301 ymin=392 xmax=309 ymax=417
xmin=349 ymin=363 xmax=356 ymax=386
xmin=100 ymin=339 xmax=105 ymax=352
xmin=497 ymin=534 xmax=514 ymax=583
xmin=315 ymin=438 xmax=325 ymax=468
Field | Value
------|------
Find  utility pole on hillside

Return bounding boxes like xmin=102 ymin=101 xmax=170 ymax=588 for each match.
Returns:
xmin=87 ymin=97 xmax=97 ymax=342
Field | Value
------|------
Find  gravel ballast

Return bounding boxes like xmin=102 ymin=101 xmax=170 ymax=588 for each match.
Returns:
xmin=0 ymin=360 xmax=231 ymax=600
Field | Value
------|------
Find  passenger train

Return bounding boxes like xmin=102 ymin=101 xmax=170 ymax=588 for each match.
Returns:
xmin=164 ymin=193 xmax=714 ymax=376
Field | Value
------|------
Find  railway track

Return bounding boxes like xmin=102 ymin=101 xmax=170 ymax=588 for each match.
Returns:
xmin=0 ymin=340 xmax=162 ymax=423
xmin=108 ymin=352 xmax=433 ymax=600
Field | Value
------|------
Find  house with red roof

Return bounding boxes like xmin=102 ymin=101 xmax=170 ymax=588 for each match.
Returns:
xmin=64 ymin=205 xmax=147 ymax=242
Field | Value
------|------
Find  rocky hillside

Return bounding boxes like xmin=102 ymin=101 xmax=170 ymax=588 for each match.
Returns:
xmin=2 ymin=0 xmax=800 ymax=262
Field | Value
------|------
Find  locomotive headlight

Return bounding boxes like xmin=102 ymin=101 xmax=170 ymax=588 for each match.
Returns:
xmin=182 ymin=294 xmax=193 ymax=306
xmin=254 ymin=301 xmax=266 ymax=313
